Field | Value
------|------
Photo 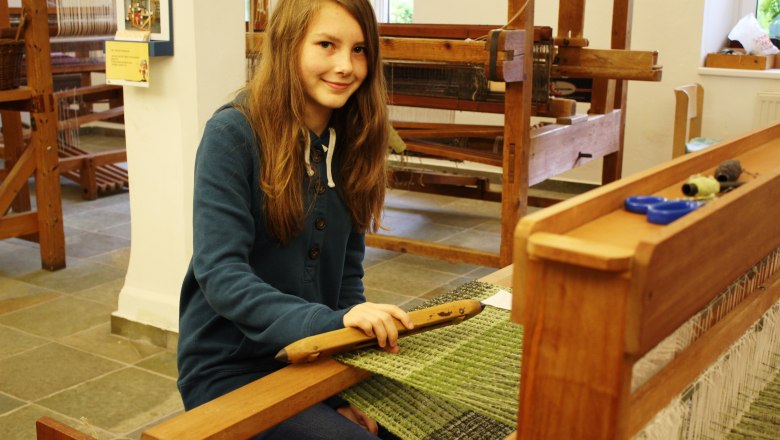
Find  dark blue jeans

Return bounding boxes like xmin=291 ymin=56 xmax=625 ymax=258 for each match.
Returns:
xmin=255 ymin=403 xmax=381 ymax=439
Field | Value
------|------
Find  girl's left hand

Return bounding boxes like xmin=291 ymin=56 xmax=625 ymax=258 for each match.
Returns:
xmin=337 ymin=404 xmax=379 ymax=435
xmin=343 ymin=302 xmax=413 ymax=354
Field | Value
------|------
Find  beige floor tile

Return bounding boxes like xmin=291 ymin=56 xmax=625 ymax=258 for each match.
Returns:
xmin=0 ymin=244 xmax=51 ymax=278
xmin=442 ymin=197 xmax=502 ymax=218
xmin=469 ymin=265 xmax=501 ymax=280
xmin=364 ymin=288 xmax=419 ymax=307
xmin=364 ymin=260 xmax=460 ymax=297
xmin=422 ymin=209 xmax=495 ymax=229
xmin=73 ymin=278 xmax=123 ymax=307
xmin=65 ymin=208 xmax=131 ymax=236
xmin=134 ymin=352 xmax=178 ymax=379
xmin=473 ymin=218 xmax=502 ymax=233
xmin=86 ymin=247 xmax=130 ymax=272
xmin=0 ymin=296 xmax=114 ymax=339
xmin=380 ymin=213 xmax=464 ymax=242
xmin=0 ymin=326 xmax=49 ymax=359
xmin=63 ymin=229 xmax=131 ymax=260
xmin=0 ymin=278 xmax=61 ymax=316
xmin=0 ymin=404 xmax=114 ymax=440
xmin=37 ymin=367 xmax=183 ymax=435
xmin=98 ymin=222 xmax=132 ymax=240
xmin=384 ymin=190 xmax=457 ymax=210
xmin=59 ymin=323 xmax=163 ymax=365
xmin=393 ymin=254 xmax=482 ymax=275
xmin=0 ymin=343 xmax=122 ymax=401
xmin=0 ymin=392 xmax=25 ymax=416
xmin=439 ymin=229 xmax=500 ymax=254
xmin=363 ymin=247 xmax=400 ymax=268
xmin=15 ymin=258 xmax=125 ymax=294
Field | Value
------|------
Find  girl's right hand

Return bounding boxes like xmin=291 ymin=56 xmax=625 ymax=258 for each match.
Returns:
xmin=343 ymin=302 xmax=414 ymax=353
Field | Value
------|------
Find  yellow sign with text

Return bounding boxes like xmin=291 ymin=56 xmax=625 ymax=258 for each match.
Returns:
xmin=106 ymin=40 xmax=150 ymax=87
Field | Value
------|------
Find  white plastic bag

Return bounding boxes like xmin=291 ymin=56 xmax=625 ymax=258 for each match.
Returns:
xmin=728 ymin=14 xmax=780 ymax=55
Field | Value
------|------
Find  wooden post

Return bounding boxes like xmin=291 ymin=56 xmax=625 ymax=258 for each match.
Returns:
xmin=0 ymin=0 xmax=32 ymax=217
xmin=518 ymin=261 xmax=633 ymax=439
xmin=499 ymin=0 xmax=534 ymax=266
xmin=557 ymin=0 xmax=586 ymax=44
xmin=23 ymin=0 xmax=65 ymax=270
xmin=602 ymin=0 xmax=634 ymax=183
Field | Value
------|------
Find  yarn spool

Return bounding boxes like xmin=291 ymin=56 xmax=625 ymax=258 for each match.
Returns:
xmin=681 ymin=175 xmax=720 ymax=198
xmin=714 ymin=159 xmax=742 ymax=183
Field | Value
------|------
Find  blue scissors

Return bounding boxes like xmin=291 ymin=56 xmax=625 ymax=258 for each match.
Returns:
xmin=624 ymin=195 xmax=702 ymax=225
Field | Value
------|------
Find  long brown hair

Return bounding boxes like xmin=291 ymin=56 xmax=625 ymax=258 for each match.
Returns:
xmin=240 ymin=0 xmax=388 ymax=244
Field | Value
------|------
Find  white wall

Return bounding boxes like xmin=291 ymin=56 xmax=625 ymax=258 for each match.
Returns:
xmin=113 ymin=1 xmax=245 ymax=332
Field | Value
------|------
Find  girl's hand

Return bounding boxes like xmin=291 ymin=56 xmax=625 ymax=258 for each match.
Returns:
xmin=337 ymin=404 xmax=379 ymax=435
xmin=343 ymin=302 xmax=414 ymax=353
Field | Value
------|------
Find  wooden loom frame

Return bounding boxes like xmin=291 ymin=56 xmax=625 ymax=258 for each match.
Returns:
xmin=1 ymin=3 xmax=128 ymax=201
xmin=0 ymin=0 xmax=66 ymax=270
xmin=246 ymin=0 xmax=661 ymax=269
xmin=512 ymin=121 xmax=780 ymax=438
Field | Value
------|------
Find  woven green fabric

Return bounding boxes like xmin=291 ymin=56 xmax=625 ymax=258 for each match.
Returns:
xmin=338 ymin=281 xmax=522 ymax=439
xmin=727 ymin=357 xmax=780 ymax=440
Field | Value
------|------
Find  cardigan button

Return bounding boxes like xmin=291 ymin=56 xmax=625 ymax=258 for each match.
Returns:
xmin=311 ymin=150 xmax=324 ymax=163
xmin=315 ymin=217 xmax=326 ymax=231
xmin=308 ymin=246 xmax=320 ymax=260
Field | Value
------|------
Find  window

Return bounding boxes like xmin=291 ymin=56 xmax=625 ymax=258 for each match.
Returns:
xmin=373 ymin=0 xmax=413 ymax=24
xmin=757 ymin=0 xmax=780 ymax=39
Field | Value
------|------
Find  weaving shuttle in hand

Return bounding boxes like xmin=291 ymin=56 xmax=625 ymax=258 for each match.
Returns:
xmin=275 ymin=299 xmax=483 ymax=363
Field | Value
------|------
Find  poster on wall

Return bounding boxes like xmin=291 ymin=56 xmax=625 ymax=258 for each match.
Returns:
xmin=105 ymin=40 xmax=150 ymax=88
xmin=115 ymin=0 xmax=170 ymax=42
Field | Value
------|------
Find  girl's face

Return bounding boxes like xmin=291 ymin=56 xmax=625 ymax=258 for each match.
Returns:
xmin=298 ymin=1 xmax=368 ymax=133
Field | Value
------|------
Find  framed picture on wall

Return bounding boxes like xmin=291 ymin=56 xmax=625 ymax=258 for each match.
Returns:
xmin=115 ymin=0 xmax=171 ymax=42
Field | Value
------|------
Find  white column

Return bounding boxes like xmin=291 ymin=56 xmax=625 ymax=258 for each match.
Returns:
xmin=113 ymin=1 xmax=246 ymax=332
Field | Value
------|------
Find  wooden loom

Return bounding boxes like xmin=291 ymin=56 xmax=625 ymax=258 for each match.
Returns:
xmin=246 ymin=0 xmax=662 ymax=268
xmin=0 ymin=0 xmax=65 ymax=270
xmin=1 ymin=0 xmax=127 ymax=201
xmin=123 ymin=122 xmax=780 ymax=440
xmin=511 ymin=121 xmax=780 ymax=438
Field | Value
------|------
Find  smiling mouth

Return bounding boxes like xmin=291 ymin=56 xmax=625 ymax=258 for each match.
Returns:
xmin=324 ymin=80 xmax=350 ymax=90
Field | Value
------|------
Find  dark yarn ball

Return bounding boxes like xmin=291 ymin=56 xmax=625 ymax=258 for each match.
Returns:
xmin=715 ymin=159 xmax=742 ymax=182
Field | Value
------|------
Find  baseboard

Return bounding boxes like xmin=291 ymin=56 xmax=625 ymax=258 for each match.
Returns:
xmin=111 ymin=314 xmax=179 ymax=351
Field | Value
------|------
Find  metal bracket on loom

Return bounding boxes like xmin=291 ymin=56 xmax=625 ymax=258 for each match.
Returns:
xmin=486 ymin=29 xmax=525 ymax=83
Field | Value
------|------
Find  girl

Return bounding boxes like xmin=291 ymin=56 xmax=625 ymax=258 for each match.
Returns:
xmin=177 ymin=0 xmax=412 ymax=438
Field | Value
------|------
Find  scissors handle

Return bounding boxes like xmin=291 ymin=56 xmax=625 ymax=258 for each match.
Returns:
xmin=646 ymin=200 xmax=701 ymax=225
xmin=624 ymin=195 xmax=667 ymax=214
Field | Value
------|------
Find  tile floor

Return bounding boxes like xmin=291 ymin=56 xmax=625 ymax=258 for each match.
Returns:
xmin=0 ymin=129 xmax=545 ymax=439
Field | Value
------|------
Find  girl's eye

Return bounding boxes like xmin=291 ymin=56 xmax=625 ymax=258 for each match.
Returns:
xmin=318 ymin=41 xmax=333 ymax=49
xmin=353 ymin=46 xmax=366 ymax=54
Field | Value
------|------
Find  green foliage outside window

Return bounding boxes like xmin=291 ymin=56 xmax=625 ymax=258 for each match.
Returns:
xmin=389 ymin=0 xmax=413 ymax=23
xmin=758 ymin=0 xmax=780 ymax=29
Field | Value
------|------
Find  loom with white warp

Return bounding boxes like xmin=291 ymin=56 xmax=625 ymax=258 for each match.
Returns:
xmin=127 ymin=122 xmax=780 ymax=440
xmin=1 ymin=0 xmax=127 ymax=200
xmin=513 ymin=120 xmax=780 ymax=439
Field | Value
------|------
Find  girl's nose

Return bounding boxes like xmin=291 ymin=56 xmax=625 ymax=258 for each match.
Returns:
xmin=333 ymin=50 xmax=353 ymax=76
